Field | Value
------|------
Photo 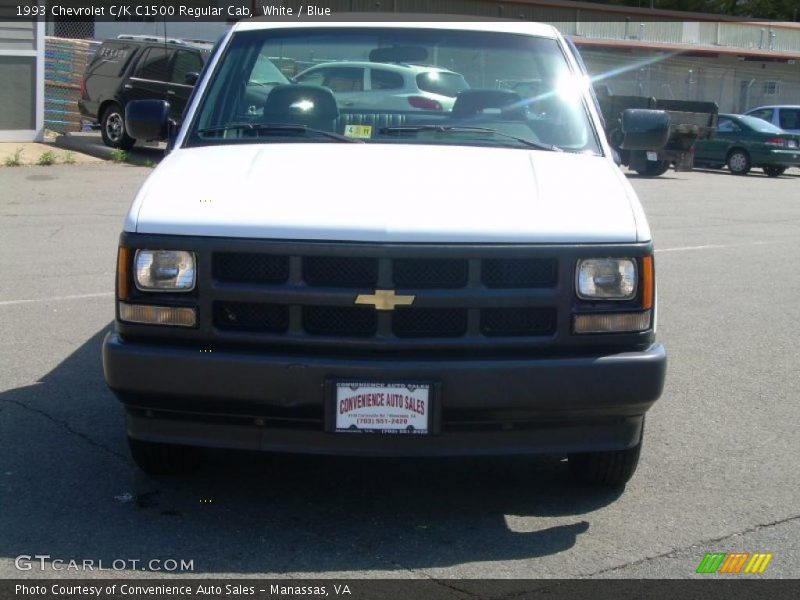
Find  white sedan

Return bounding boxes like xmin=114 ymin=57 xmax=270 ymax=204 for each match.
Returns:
xmin=292 ymin=61 xmax=469 ymax=111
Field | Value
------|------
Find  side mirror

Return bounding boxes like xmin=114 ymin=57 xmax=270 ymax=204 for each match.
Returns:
xmin=125 ymin=100 xmax=170 ymax=141
xmin=185 ymin=72 xmax=200 ymax=86
xmin=620 ymin=109 xmax=670 ymax=150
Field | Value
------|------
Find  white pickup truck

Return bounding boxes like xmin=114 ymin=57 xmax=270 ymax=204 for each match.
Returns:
xmin=103 ymin=19 xmax=667 ymax=488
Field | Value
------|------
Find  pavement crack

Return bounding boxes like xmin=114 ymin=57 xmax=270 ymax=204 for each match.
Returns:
xmin=0 ymin=396 xmax=131 ymax=466
xmin=581 ymin=512 xmax=800 ymax=578
xmin=485 ymin=514 xmax=800 ymax=598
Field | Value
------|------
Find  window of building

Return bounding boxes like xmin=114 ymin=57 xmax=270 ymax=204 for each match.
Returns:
xmin=762 ymin=81 xmax=779 ymax=95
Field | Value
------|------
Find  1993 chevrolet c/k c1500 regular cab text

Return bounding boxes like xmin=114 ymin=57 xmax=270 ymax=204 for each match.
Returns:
xmin=102 ymin=19 xmax=668 ymax=488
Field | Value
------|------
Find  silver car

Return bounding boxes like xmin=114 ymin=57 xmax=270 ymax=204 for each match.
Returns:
xmin=745 ymin=105 xmax=800 ymax=135
xmin=292 ymin=61 xmax=469 ymax=111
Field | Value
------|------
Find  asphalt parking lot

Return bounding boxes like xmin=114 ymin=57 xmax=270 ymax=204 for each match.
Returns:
xmin=1 ymin=163 xmax=799 ymax=584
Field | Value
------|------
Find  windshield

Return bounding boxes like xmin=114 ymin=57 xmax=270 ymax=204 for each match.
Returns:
xmin=187 ymin=27 xmax=601 ymax=154
xmin=250 ymin=53 xmax=291 ymax=85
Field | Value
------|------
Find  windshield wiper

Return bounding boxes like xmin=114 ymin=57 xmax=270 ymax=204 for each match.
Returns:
xmin=197 ymin=123 xmax=360 ymax=143
xmin=378 ymin=125 xmax=561 ymax=151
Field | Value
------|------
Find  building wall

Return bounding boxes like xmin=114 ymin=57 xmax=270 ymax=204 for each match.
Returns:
xmin=0 ymin=20 xmax=44 ymax=141
xmin=580 ymin=49 xmax=800 ymax=113
xmin=42 ymin=0 xmax=800 ymax=118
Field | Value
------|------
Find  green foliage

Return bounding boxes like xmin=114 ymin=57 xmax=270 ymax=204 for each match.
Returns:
xmin=4 ymin=148 xmax=24 ymax=167
xmin=110 ymin=148 xmax=128 ymax=163
xmin=63 ymin=151 xmax=76 ymax=165
xmin=37 ymin=151 xmax=57 ymax=166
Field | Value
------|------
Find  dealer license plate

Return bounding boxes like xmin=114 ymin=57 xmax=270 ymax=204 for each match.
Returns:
xmin=646 ymin=151 xmax=658 ymax=161
xmin=334 ymin=382 xmax=430 ymax=434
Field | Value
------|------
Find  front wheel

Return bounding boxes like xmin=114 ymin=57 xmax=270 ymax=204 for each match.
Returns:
xmin=101 ymin=103 xmax=135 ymax=150
xmin=763 ymin=166 xmax=786 ymax=178
xmin=634 ymin=160 xmax=671 ymax=177
xmin=128 ymin=437 xmax=201 ymax=476
xmin=568 ymin=424 xmax=643 ymax=487
xmin=726 ymin=149 xmax=751 ymax=175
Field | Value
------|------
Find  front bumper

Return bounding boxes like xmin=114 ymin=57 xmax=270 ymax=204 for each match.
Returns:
xmin=103 ymin=333 xmax=666 ymax=456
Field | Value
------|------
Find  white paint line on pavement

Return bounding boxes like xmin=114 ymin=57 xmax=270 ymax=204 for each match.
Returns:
xmin=0 ymin=240 xmax=785 ymax=305
xmin=0 ymin=292 xmax=113 ymax=307
xmin=658 ymin=240 xmax=775 ymax=253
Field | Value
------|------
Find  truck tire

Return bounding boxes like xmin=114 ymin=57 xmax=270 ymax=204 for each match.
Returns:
xmin=101 ymin=103 xmax=136 ymax=150
xmin=726 ymin=149 xmax=750 ymax=175
xmin=763 ymin=166 xmax=786 ymax=178
xmin=634 ymin=160 xmax=671 ymax=177
xmin=128 ymin=437 xmax=200 ymax=475
xmin=568 ymin=424 xmax=643 ymax=487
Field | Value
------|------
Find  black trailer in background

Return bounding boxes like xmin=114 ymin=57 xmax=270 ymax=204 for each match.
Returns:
xmin=595 ymin=86 xmax=719 ymax=177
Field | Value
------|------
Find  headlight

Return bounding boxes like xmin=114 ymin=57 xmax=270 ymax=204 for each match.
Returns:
xmin=576 ymin=258 xmax=636 ymax=300
xmin=134 ymin=250 xmax=195 ymax=291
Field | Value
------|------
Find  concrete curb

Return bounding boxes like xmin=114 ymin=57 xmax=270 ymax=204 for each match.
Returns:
xmin=54 ymin=132 xmax=164 ymax=166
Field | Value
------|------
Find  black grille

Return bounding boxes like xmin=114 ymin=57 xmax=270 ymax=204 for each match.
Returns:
xmin=208 ymin=250 xmax=561 ymax=344
xmin=393 ymin=258 xmax=468 ymax=289
xmin=393 ymin=308 xmax=468 ymax=338
xmin=480 ymin=308 xmax=556 ymax=337
xmin=303 ymin=256 xmax=378 ymax=287
xmin=213 ymin=253 xmax=289 ymax=284
xmin=482 ymin=258 xmax=557 ymax=288
xmin=213 ymin=254 xmax=557 ymax=290
xmin=213 ymin=302 xmax=289 ymax=332
xmin=303 ymin=306 xmax=377 ymax=337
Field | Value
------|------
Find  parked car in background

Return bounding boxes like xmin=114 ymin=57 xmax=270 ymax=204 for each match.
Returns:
xmin=79 ymin=35 xmax=213 ymax=149
xmin=292 ymin=61 xmax=470 ymax=111
xmin=693 ymin=113 xmax=800 ymax=176
xmin=745 ymin=105 xmax=800 ymax=135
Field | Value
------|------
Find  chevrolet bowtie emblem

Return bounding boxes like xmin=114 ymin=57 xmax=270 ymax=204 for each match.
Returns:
xmin=355 ymin=289 xmax=416 ymax=311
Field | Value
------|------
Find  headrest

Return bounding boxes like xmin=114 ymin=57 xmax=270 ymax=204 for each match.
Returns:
xmin=452 ymin=89 xmax=524 ymax=119
xmin=263 ymin=85 xmax=339 ymax=120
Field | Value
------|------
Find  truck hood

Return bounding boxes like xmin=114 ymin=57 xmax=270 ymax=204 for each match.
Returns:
xmin=127 ymin=144 xmax=645 ymax=243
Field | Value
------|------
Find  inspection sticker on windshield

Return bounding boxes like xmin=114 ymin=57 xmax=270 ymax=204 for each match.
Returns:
xmin=344 ymin=125 xmax=373 ymax=139
xmin=335 ymin=382 xmax=430 ymax=434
